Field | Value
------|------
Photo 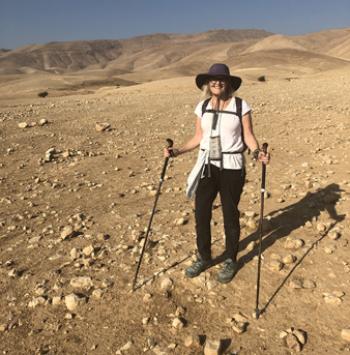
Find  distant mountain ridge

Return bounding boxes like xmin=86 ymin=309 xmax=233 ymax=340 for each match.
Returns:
xmin=1 ymin=28 xmax=350 ymax=89
xmin=0 ymin=29 xmax=273 ymax=74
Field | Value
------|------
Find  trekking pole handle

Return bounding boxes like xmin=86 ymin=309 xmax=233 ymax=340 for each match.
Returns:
xmin=166 ymin=138 xmax=174 ymax=149
xmin=261 ymin=142 xmax=268 ymax=190
xmin=262 ymin=142 xmax=268 ymax=154
xmin=160 ymin=138 xmax=174 ymax=180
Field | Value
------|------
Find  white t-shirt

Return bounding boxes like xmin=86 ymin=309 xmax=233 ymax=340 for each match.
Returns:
xmin=194 ymin=97 xmax=251 ymax=169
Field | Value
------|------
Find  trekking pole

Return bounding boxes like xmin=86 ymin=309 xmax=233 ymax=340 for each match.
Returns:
xmin=255 ymin=142 xmax=268 ymax=319
xmin=132 ymin=138 xmax=174 ymax=291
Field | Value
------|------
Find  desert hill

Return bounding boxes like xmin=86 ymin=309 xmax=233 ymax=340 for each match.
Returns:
xmin=0 ymin=28 xmax=350 ymax=99
xmin=0 ymin=30 xmax=272 ymax=75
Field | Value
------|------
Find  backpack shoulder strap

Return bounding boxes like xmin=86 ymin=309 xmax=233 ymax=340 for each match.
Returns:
xmin=235 ymin=96 xmax=242 ymax=120
xmin=235 ymin=96 xmax=248 ymax=153
xmin=201 ymin=98 xmax=211 ymax=117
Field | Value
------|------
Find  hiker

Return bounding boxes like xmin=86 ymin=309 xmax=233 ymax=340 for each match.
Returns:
xmin=164 ymin=63 xmax=270 ymax=283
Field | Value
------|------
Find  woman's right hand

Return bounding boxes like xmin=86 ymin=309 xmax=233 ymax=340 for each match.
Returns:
xmin=163 ymin=147 xmax=179 ymax=158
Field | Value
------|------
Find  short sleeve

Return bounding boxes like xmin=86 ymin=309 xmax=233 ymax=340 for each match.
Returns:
xmin=194 ymin=100 xmax=204 ymax=118
xmin=242 ymin=99 xmax=252 ymax=116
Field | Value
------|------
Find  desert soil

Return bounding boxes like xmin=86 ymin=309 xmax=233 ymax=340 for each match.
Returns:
xmin=0 ymin=69 xmax=350 ymax=354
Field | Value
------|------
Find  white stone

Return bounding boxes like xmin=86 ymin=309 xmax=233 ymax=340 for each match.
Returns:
xmin=160 ymin=276 xmax=173 ymax=292
xmin=284 ymin=238 xmax=304 ymax=250
xmin=204 ymin=340 xmax=221 ymax=355
xmin=293 ymin=329 xmax=307 ymax=345
xmin=51 ymin=296 xmax=61 ymax=306
xmin=95 ymin=122 xmax=111 ymax=132
xmin=341 ymin=329 xmax=350 ymax=342
xmin=172 ymin=317 xmax=185 ymax=329
xmin=328 ymin=231 xmax=340 ymax=240
xmin=120 ymin=340 xmax=133 ymax=351
xmin=269 ymin=260 xmax=284 ymax=271
xmin=92 ymin=289 xmax=103 ymax=299
xmin=64 ymin=293 xmax=85 ymax=312
xmin=70 ymin=276 xmax=93 ymax=290
xmin=283 ymin=254 xmax=297 ymax=264
xmin=60 ymin=225 xmax=74 ymax=240
xmin=175 ymin=217 xmax=188 ymax=226
xmin=18 ymin=122 xmax=28 ymax=128
xmin=245 ymin=241 xmax=256 ymax=252
xmin=323 ymin=295 xmax=342 ymax=305
xmin=83 ymin=244 xmax=94 ymax=257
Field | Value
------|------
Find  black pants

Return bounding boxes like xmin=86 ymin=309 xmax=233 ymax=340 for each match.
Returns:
xmin=195 ymin=164 xmax=245 ymax=262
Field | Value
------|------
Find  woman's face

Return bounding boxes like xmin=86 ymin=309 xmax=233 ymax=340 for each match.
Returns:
xmin=208 ymin=77 xmax=228 ymax=96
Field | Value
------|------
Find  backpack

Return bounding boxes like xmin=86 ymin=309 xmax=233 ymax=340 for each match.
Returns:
xmin=201 ymin=96 xmax=247 ymax=153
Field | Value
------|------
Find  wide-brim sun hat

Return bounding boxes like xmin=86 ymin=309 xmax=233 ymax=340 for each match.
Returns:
xmin=195 ymin=63 xmax=242 ymax=91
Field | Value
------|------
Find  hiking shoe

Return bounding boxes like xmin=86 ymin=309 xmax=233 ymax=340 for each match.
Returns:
xmin=216 ymin=258 xmax=239 ymax=284
xmin=185 ymin=256 xmax=211 ymax=278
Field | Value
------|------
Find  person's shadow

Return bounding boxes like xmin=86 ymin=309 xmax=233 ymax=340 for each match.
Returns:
xmin=133 ymin=183 xmax=345 ymax=295
xmin=239 ymin=183 xmax=344 ymax=262
xmin=235 ymin=183 xmax=345 ymax=314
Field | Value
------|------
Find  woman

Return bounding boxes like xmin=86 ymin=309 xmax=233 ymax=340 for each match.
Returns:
xmin=164 ymin=63 xmax=269 ymax=283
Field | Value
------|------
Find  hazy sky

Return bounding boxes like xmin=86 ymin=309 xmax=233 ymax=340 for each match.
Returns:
xmin=1 ymin=0 xmax=349 ymax=49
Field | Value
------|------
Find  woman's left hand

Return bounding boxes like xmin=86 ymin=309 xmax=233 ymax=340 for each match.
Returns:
xmin=258 ymin=151 xmax=270 ymax=164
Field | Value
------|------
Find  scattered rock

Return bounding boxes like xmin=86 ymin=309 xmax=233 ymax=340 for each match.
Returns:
xmin=294 ymin=329 xmax=307 ymax=345
xmin=245 ymin=211 xmax=256 ymax=218
xmin=172 ymin=317 xmax=185 ymax=329
xmin=184 ymin=334 xmax=201 ymax=348
xmin=246 ymin=218 xmax=257 ymax=230
xmin=70 ymin=276 xmax=93 ymax=290
xmin=60 ymin=225 xmax=75 ymax=240
xmin=143 ymin=293 xmax=152 ymax=303
xmin=289 ymin=278 xmax=304 ymax=289
xmin=283 ymin=254 xmax=297 ymax=264
xmin=323 ymin=293 xmax=342 ymax=305
xmin=159 ymin=276 xmax=173 ymax=292
xmin=51 ymin=296 xmax=61 ymax=306
xmin=228 ymin=313 xmax=249 ymax=334
xmin=324 ymin=245 xmax=336 ymax=254
xmin=284 ymin=238 xmax=304 ymax=250
xmin=175 ymin=217 xmax=188 ymax=226
xmin=119 ymin=340 xmax=133 ymax=352
xmin=64 ymin=293 xmax=86 ymax=312
xmin=18 ymin=122 xmax=28 ymax=129
xmin=281 ymin=328 xmax=307 ymax=352
xmin=302 ymin=279 xmax=316 ymax=289
xmin=92 ymin=289 xmax=103 ymax=299
xmin=28 ymin=296 xmax=47 ymax=308
xmin=204 ymin=340 xmax=221 ymax=355
xmin=70 ymin=247 xmax=79 ymax=260
xmin=83 ymin=244 xmax=94 ymax=257
xmin=97 ymin=232 xmax=110 ymax=241
xmin=286 ymin=333 xmax=302 ymax=352
xmin=245 ymin=241 xmax=256 ymax=252
xmin=341 ymin=329 xmax=350 ymax=342
xmin=95 ymin=122 xmax=111 ymax=132
xmin=269 ymin=260 xmax=284 ymax=271
xmin=39 ymin=118 xmax=48 ymax=126
xmin=328 ymin=231 xmax=341 ymax=240
xmin=316 ymin=223 xmax=327 ymax=233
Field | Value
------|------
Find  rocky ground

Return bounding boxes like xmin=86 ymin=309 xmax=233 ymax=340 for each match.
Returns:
xmin=0 ymin=69 xmax=350 ymax=354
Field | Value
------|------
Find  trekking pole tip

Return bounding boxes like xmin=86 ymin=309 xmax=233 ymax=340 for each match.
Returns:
xmin=253 ymin=309 xmax=260 ymax=320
